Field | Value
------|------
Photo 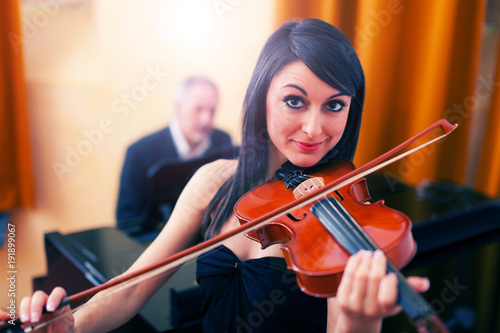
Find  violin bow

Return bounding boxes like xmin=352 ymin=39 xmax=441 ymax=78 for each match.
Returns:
xmin=17 ymin=119 xmax=457 ymax=332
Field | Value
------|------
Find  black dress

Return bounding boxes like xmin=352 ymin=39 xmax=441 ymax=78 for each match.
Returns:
xmin=196 ymin=245 xmax=327 ymax=332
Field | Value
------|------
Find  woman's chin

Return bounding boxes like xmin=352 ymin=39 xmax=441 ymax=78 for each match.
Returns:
xmin=287 ymin=156 xmax=322 ymax=168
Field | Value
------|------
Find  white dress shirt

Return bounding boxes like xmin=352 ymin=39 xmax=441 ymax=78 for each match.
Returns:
xmin=169 ymin=117 xmax=211 ymax=160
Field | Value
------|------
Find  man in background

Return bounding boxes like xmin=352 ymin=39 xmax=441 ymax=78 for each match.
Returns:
xmin=116 ymin=76 xmax=233 ymax=233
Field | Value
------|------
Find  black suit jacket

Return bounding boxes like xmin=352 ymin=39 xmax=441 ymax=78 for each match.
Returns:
xmin=116 ymin=127 xmax=233 ymax=226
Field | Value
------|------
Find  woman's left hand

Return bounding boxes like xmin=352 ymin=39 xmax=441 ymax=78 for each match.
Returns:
xmin=332 ymin=249 xmax=430 ymax=332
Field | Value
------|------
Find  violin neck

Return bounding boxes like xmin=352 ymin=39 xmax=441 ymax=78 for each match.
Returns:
xmin=386 ymin=261 xmax=448 ymax=332
xmin=310 ymin=197 xmax=449 ymax=333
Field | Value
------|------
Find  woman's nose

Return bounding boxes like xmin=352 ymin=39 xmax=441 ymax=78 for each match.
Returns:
xmin=302 ymin=110 xmax=322 ymax=138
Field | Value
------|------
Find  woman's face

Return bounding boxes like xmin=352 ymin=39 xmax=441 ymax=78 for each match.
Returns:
xmin=266 ymin=61 xmax=351 ymax=168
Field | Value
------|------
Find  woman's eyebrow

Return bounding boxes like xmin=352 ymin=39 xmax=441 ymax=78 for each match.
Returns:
xmin=283 ymin=84 xmax=307 ymax=96
xmin=327 ymin=92 xmax=347 ymax=99
xmin=282 ymin=85 xmax=347 ymax=100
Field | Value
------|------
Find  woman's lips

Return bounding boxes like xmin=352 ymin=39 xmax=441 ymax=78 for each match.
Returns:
xmin=294 ymin=141 xmax=323 ymax=152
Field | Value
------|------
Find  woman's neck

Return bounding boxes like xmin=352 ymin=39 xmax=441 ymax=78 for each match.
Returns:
xmin=267 ymin=143 xmax=287 ymax=180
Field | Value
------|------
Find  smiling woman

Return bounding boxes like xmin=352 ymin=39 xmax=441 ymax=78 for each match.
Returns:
xmin=16 ymin=17 xmax=433 ymax=333
xmin=266 ymin=61 xmax=351 ymax=169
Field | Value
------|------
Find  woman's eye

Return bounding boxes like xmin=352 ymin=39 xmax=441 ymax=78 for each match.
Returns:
xmin=326 ymin=100 xmax=348 ymax=112
xmin=283 ymin=96 xmax=304 ymax=109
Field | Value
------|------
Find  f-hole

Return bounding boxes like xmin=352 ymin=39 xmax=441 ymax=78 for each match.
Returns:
xmin=286 ymin=212 xmax=306 ymax=222
xmin=333 ymin=190 xmax=344 ymax=201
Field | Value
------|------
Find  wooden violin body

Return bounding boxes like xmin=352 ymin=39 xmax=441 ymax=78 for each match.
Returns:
xmin=234 ymin=159 xmax=417 ymax=297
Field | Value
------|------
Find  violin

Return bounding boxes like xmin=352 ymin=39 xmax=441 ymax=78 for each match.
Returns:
xmin=235 ymin=158 xmax=448 ymax=332
xmin=235 ymin=159 xmax=416 ymax=297
xmin=2 ymin=119 xmax=456 ymax=332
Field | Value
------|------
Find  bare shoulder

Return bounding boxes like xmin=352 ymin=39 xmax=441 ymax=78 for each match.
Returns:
xmin=194 ymin=158 xmax=238 ymax=186
xmin=175 ymin=158 xmax=238 ymax=214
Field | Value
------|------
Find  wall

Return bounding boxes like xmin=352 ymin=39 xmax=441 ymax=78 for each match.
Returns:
xmin=1 ymin=0 xmax=275 ymax=308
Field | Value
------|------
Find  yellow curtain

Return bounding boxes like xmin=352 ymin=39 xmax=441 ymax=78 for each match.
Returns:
xmin=475 ymin=32 xmax=500 ymax=197
xmin=275 ymin=0 xmax=487 ymax=186
xmin=0 ymin=0 xmax=34 ymax=210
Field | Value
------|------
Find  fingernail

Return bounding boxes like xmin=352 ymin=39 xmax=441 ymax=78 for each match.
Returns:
xmin=20 ymin=313 xmax=29 ymax=322
xmin=362 ymin=250 xmax=372 ymax=261
xmin=30 ymin=313 xmax=39 ymax=323
xmin=374 ymin=249 xmax=384 ymax=260
xmin=423 ymin=277 xmax=430 ymax=290
xmin=46 ymin=302 xmax=55 ymax=312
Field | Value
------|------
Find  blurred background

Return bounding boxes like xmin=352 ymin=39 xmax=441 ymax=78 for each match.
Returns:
xmin=1 ymin=0 xmax=275 ymax=311
xmin=1 ymin=0 xmax=500 ymax=332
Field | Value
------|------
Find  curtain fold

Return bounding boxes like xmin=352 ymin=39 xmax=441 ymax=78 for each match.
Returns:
xmin=0 ymin=0 xmax=34 ymax=210
xmin=475 ymin=33 xmax=500 ymax=197
xmin=275 ymin=0 xmax=358 ymax=39
xmin=274 ymin=0 xmax=487 ymax=187
xmin=274 ymin=3 xmax=499 ymax=332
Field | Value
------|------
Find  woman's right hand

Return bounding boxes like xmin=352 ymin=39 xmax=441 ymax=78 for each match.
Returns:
xmin=19 ymin=287 xmax=75 ymax=333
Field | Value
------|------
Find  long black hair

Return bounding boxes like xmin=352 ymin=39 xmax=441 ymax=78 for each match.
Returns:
xmin=201 ymin=18 xmax=365 ymax=239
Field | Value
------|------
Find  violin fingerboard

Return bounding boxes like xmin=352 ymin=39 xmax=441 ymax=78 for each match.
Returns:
xmin=310 ymin=197 xmax=439 ymax=324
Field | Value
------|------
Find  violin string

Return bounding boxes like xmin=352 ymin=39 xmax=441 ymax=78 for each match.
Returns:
xmin=322 ymin=197 xmax=432 ymax=315
xmin=316 ymin=198 xmax=428 ymax=317
xmin=314 ymin=196 xmax=435 ymax=318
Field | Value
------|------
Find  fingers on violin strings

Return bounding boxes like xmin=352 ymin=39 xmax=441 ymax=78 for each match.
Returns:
xmin=338 ymin=250 xmax=371 ymax=313
xmin=363 ymin=249 xmax=387 ymax=316
xmin=378 ymin=272 xmax=400 ymax=315
xmin=337 ymin=251 xmax=360 ymax=302
xmin=350 ymin=251 xmax=373 ymax=306
xmin=406 ymin=276 xmax=430 ymax=293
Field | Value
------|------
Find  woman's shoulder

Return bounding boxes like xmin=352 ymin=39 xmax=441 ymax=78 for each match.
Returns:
xmin=195 ymin=158 xmax=237 ymax=184
xmin=177 ymin=158 xmax=238 ymax=208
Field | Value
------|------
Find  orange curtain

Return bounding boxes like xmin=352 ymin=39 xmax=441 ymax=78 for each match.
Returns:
xmin=0 ymin=0 xmax=34 ymax=210
xmin=475 ymin=32 xmax=500 ymax=197
xmin=275 ymin=0 xmax=487 ymax=186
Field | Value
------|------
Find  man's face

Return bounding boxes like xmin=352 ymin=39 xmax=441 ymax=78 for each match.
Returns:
xmin=177 ymin=82 xmax=218 ymax=147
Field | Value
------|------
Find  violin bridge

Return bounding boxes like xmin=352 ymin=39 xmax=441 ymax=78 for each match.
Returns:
xmin=293 ymin=177 xmax=325 ymax=199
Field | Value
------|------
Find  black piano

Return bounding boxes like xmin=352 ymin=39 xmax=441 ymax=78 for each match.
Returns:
xmin=33 ymin=227 xmax=202 ymax=332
